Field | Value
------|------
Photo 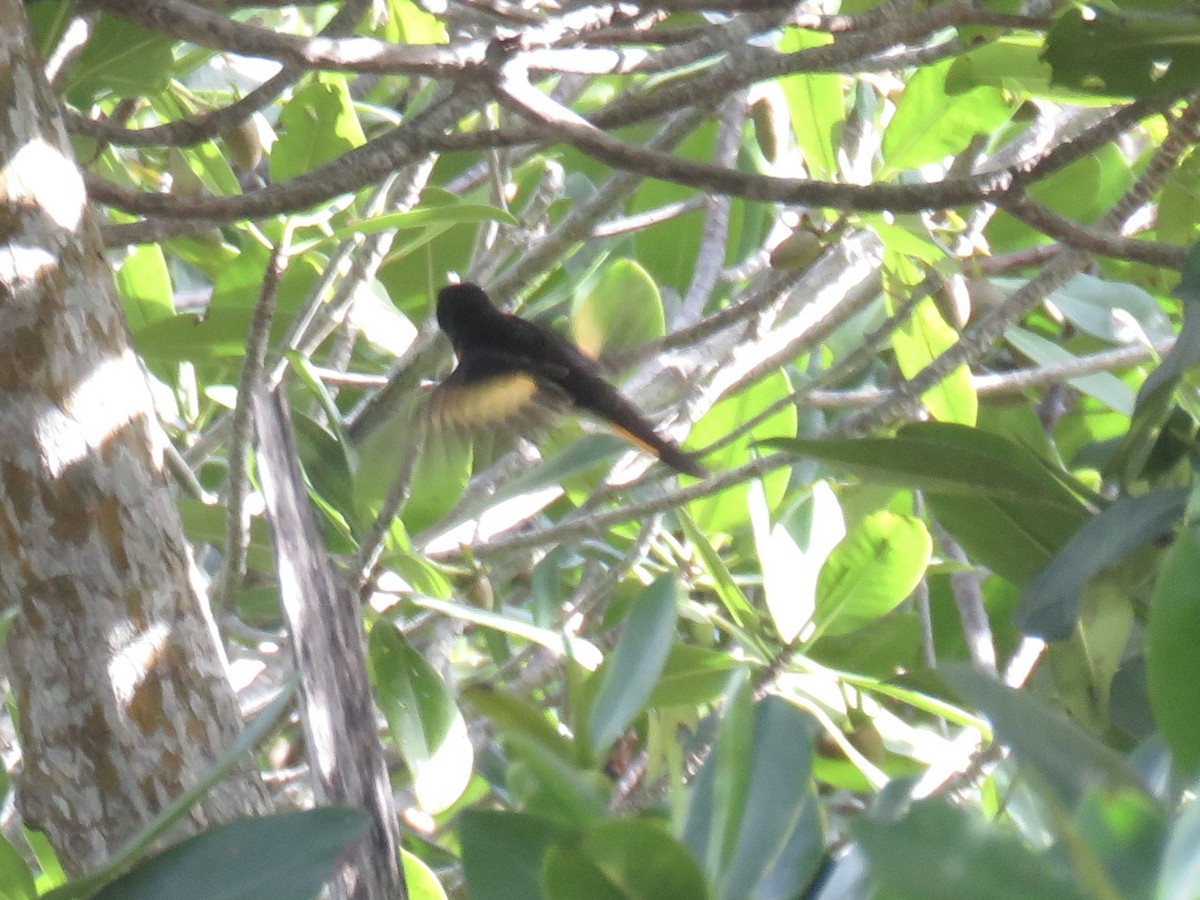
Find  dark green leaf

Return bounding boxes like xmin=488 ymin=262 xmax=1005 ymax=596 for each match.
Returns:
xmin=461 ymin=810 xmax=572 ymax=900
xmin=943 ymin=664 xmax=1148 ymax=808
xmin=1016 ymin=487 xmax=1187 ymax=640
xmin=855 ymin=798 xmax=1088 ymax=900
xmin=92 ymin=809 xmax=369 ymax=900
xmin=588 ymin=575 xmax=679 ymax=755
xmin=1044 ymin=8 xmax=1200 ymax=97
xmin=1146 ymin=521 xmax=1200 ymax=775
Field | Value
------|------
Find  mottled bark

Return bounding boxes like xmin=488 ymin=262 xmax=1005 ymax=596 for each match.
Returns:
xmin=0 ymin=1 xmax=269 ymax=875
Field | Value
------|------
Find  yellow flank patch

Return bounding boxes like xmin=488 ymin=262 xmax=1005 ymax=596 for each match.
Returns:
xmin=437 ymin=373 xmax=541 ymax=429
xmin=610 ymin=424 xmax=658 ymax=457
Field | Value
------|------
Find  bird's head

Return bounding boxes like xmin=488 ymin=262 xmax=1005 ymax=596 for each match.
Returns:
xmin=436 ymin=283 xmax=501 ymax=345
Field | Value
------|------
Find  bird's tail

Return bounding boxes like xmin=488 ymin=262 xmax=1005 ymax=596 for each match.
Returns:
xmin=577 ymin=379 xmax=707 ymax=478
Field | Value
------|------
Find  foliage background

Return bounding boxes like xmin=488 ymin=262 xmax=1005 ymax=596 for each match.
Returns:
xmin=7 ymin=0 xmax=1200 ymax=897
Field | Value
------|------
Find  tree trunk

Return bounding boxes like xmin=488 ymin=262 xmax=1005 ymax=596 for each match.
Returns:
xmin=0 ymin=2 xmax=269 ymax=875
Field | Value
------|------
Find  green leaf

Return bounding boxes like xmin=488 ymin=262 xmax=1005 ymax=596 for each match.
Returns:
xmin=91 ymin=809 xmax=369 ymax=900
xmin=572 ymin=258 xmax=664 ymax=358
xmin=891 ymin=296 xmax=978 ymax=425
xmin=411 ymin=596 xmax=603 ymax=671
xmin=1016 ymin=487 xmax=1187 ymax=641
xmin=1044 ymin=7 xmax=1200 ymax=98
xmin=370 ymin=623 xmax=472 ymax=813
xmin=689 ymin=368 xmax=797 ymax=533
xmin=1146 ymin=520 xmax=1200 ymax=775
xmin=770 ymin=422 xmax=1094 ymax=585
xmin=813 ymin=510 xmax=932 ymax=640
xmin=541 ymin=846 xmax=624 ymax=900
xmin=401 ymin=847 xmax=448 ymax=900
xmin=645 ymin=643 xmax=744 ymax=709
xmin=1005 ymin=326 xmax=1135 ymax=415
xmin=683 ymin=694 xmax=823 ymax=900
xmin=751 ymin=479 xmax=845 ymax=644
xmin=945 ymin=34 xmax=1057 ymax=98
xmin=678 ymin=508 xmax=757 ymax=629
xmin=270 ymin=74 xmax=366 ymax=181
xmin=0 ymin=832 xmax=36 ymax=900
xmin=461 ymin=810 xmax=572 ymax=900
xmin=778 ymin=27 xmax=843 ymax=179
xmin=582 ymin=820 xmax=710 ymax=900
xmin=505 ymin=734 xmax=610 ymax=825
xmin=132 ymin=310 xmax=289 ymax=362
xmin=66 ymin=14 xmax=174 ymax=105
xmin=1108 ymin=245 xmax=1200 ymax=483
xmin=1046 ymin=273 xmax=1174 ymax=345
xmin=462 ymin=683 xmax=574 ymax=763
xmin=116 ymin=245 xmax=174 ymax=331
xmin=943 ymin=663 xmax=1148 ymax=808
xmin=768 ymin=421 xmax=1088 ymax=506
xmin=588 ymin=575 xmax=679 ymax=755
xmin=855 ymin=799 xmax=1088 ymax=900
xmin=881 ymin=58 xmax=1013 ymax=171
xmin=332 ymin=203 xmax=519 ymax=243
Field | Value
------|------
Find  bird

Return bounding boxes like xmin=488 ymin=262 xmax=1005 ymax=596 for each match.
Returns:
xmin=427 ymin=283 xmax=706 ymax=478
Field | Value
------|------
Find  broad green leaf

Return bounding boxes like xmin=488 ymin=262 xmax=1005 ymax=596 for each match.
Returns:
xmin=355 ymin=410 xmax=470 ymax=537
xmin=881 ymin=58 xmax=1013 ymax=171
xmin=0 ymin=832 xmax=36 ymax=900
xmin=943 ymin=663 xmax=1148 ymax=808
xmin=505 ymin=734 xmax=610 ymax=825
xmin=332 ymin=203 xmax=519 ymax=243
xmin=689 ymin=368 xmax=796 ymax=533
xmin=769 ymin=422 xmax=1092 ymax=584
xmin=945 ymin=34 xmax=1057 ymax=98
xmin=694 ymin=674 xmax=754 ymax=884
xmin=1016 ymin=487 xmax=1187 ymax=640
xmin=271 ymin=74 xmax=366 ymax=181
xmin=91 ymin=809 xmax=369 ymax=900
xmin=987 ymin=147 xmax=1132 ymax=253
xmin=1044 ymin=7 xmax=1200 ymax=97
xmin=66 ymin=15 xmax=174 ymax=106
xmin=116 ymin=245 xmax=174 ymax=331
xmin=385 ymin=0 xmax=448 ymax=44
xmin=767 ymin=421 xmax=1088 ymax=508
xmin=401 ymin=847 xmax=448 ymax=900
xmin=370 ymin=623 xmax=472 ymax=813
xmin=576 ymin=820 xmax=710 ymax=900
xmin=855 ymin=799 xmax=1088 ymax=900
xmin=1074 ymin=788 xmax=1165 ymax=899
xmin=1146 ymin=521 xmax=1200 ymax=775
xmin=750 ymin=480 xmax=845 ymax=644
xmin=1158 ymin=151 xmax=1200 ymax=245
xmin=588 ymin=575 xmax=679 ymax=755
xmin=684 ymin=694 xmax=822 ymax=900
xmin=411 ymin=596 xmax=603 ymax=671
xmin=678 ymin=508 xmax=757 ymax=629
xmin=1005 ymin=326 xmax=1135 ymax=415
xmin=645 ymin=643 xmax=744 ymax=709
xmin=1108 ymin=245 xmax=1200 ymax=484
xmin=778 ymin=27 xmax=843 ymax=179
xmin=812 ymin=510 xmax=931 ymax=640
xmin=716 ymin=698 xmax=822 ymax=900
xmin=541 ymin=847 xmax=624 ymax=900
xmin=572 ymin=258 xmax=664 ymax=358
xmin=1046 ymin=273 xmax=1174 ymax=345
xmin=891 ymin=296 xmax=977 ymax=425
xmin=461 ymin=810 xmax=572 ymax=900
xmin=462 ymin=684 xmax=574 ymax=762
xmin=132 ymin=310 xmax=289 ymax=362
